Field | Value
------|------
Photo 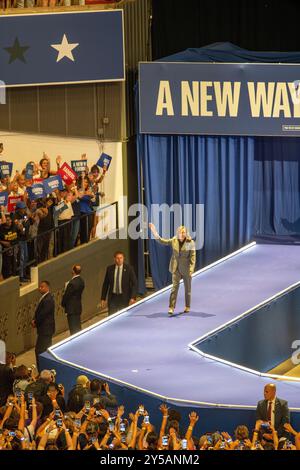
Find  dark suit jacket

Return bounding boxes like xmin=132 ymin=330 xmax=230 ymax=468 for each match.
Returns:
xmin=34 ymin=292 xmax=55 ymax=337
xmin=0 ymin=364 xmax=14 ymax=406
xmin=256 ymin=397 xmax=290 ymax=437
xmin=101 ymin=263 xmax=137 ymax=304
xmin=61 ymin=275 xmax=85 ymax=316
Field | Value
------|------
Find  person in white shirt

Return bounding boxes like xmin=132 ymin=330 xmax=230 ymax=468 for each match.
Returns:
xmin=101 ymin=251 xmax=137 ymax=316
xmin=256 ymin=383 xmax=290 ymax=438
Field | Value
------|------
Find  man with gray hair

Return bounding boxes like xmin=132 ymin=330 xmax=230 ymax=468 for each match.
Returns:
xmin=256 ymin=383 xmax=290 ymax=438
xmin=24 ymin=369 xmax=54 ymax=403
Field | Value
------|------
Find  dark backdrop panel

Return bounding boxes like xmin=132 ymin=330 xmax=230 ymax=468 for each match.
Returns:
xmin=254 ymin=137 xmax=300 ymax=241
xmin=152 ymin=0 xmax=300 ymax=59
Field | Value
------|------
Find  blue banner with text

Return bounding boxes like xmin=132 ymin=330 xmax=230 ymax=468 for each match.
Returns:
xmin=139 ymin=62 xmax=300 ymax=137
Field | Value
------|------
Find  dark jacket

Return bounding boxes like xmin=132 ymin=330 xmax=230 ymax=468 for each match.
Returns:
xmin=61 ymin=275 xmax=85 ymax=316
xmin=67 ymin=384 xmax=87 ymax=413
xmin=40 ymin=394 xmax=66 ymax=420
xmin=0 ymin=364 xmax=14 ymax=406
xmin=101 ymin=263 xmax=137 ymax=304
xmin=83 ymin=391 xmax=118 ymax=410
xmin=34 ymin=292 xmax=55 ymax=337
xmin=256 ymin=397 xmax=290 ymax=437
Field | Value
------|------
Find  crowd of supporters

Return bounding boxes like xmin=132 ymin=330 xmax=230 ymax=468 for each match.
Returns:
xmin=0 ymin=0 xmax=121 ymax=8
xmin=0 ymin=143 xmax=107 ymax=283
xmin=0 ymin=355 xmax=299 ymax=451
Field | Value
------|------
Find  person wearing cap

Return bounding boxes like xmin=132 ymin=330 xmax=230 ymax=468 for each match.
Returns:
xmin=13 ymin=200 xmax=33 ymax=283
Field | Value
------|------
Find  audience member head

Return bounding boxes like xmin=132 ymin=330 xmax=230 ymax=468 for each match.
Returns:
xmin=72 ymin=265 xmax=82 ymax=276
xmin=114 ymin=251 xmax=125 ymax=267
xmin=39 ymin=370 xmax=54 ymax=384
xmin=264 ymin=383 xmax=276 ymax=401
xmin=39 ymin=280 xmax=50 ymax=295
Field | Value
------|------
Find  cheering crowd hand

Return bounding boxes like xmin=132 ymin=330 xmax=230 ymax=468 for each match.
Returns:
xmin=159 ymin=403 xmax=169 ymax=417
xmin=189 ymin=411 xmax=199 ymax=425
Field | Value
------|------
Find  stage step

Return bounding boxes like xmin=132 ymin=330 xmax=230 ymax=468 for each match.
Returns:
xmin=269 ymin=359 xmax=300 ymax=378
xmin=284 ymin=364 xmax=300 ymax=378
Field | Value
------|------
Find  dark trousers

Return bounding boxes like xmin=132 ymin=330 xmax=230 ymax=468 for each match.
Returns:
xmin=35 ymin=334 xmax=52 ymax=371
xmin=80 ymin=213 xmax=94 ymax=244
xmin=67 ymin=315 xmax=82 ymax=336
xmin=37 ymin=231 xmax=51 ymax=263
xmin=19 ymin=240 xmax=28 ymax=279
xmin=108 ymin=294 xmax=128 ymax=316
xmin=57 ymin=220 xmax=72 ymax=254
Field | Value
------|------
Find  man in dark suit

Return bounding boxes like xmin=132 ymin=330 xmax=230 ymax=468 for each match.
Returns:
xmin=101 ymin=251 xmax=137 ymax=316
xmin=256 ymin=383 xmax=290 ymax=438
xmin=31 ymin=280 xmax=55 ymax=371
xmin=61 ymin=264 xmax=85 ymax=335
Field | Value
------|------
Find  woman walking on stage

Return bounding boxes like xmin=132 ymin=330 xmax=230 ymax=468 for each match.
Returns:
xmin=149 ymin=223 xmax=196 ymax=315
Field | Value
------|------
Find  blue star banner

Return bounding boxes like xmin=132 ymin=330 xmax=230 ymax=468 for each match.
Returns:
xmin=0 ymin=10 xmax=125 ymax=87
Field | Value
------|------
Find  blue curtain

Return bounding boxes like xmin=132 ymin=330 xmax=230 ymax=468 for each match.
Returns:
xmin=136 ymin=42 xmax=300 ymax=291
xmin=138 ymin=134 xmax=254 ymax=290
xmin=254 ymin=137 xmax=300 ymax=242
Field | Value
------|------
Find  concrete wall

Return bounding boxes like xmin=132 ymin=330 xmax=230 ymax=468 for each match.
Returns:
xmin=0 ymin=235 xmax=129 ymax=355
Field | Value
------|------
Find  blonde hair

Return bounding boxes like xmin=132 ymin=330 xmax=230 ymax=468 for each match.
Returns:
xmin=176 ymin=226 xmax=192 ymax=242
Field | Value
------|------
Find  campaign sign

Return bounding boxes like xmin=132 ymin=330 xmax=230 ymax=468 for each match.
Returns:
xmin=7 ymin=195 xmax=22 ymax=212
xmin=53 ymin=200 xmax=68 ymax=216
xmin=97 ymin=153 xmax=112 ymax=170
xmin=58 ymin=163 xmax=77 ymax=185
xmin=0 ymin=191 xmax=8 ymax=207
xmin=0 ymin=161 xmax=13 ymax=178
xmin=25 ymin=163 xmax=34 ymax=180
xmin=26 ymin=183 xmax=45 ymax=201
xmin=43 ymin=175 xmax=64 ymax=195
xmin=71 ymin=160 xmax=88 ymax=175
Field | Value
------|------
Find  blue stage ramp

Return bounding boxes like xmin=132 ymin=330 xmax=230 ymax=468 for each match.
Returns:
xmin=42 ymin=242 xmax=300 ymax=434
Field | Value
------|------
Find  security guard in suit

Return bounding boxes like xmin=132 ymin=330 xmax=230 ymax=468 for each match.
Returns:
xmin=149 ymin=224 xmax=196 ymax=315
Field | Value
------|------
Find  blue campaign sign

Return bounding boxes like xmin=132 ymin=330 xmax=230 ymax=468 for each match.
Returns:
xmin=0 ymin=10 xmax=125 ymax=87
xmin=43 ymin=175 xmax=64 ymax=195
xmin=25 ymin=163 xmax=34 ymax=180
xmin=97 ymin=153 xmax=112 ymax=170
xmin=0 ymin=161 xmax=13 ymax=178
xmin=0 ymin=191 xmax=8 ymax=207
xmin=139 ymin=62 xmax=300 ymax=137
xmin=26 ymin=183 xmax=45 ymax=201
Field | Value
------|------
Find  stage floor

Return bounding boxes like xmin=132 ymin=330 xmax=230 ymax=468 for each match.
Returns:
xmin=48 ymin=243 xmax=300 ymax=410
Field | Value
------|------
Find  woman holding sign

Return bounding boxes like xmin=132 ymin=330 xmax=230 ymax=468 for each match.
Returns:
xmin=78 ymin=175 xmax=96 ymax=244
xmin=34 ymin=154 xmax=62 ymax=180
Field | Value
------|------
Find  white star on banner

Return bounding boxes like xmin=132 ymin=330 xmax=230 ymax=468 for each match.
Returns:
xmin=51 ymin=34 xmax=79 ymax=63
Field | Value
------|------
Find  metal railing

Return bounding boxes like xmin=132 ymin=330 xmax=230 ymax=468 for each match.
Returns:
xmin=0 ymin=201 xmax=118 ymax=282
xmin=0 ymin=1 xmax=123 ymax=12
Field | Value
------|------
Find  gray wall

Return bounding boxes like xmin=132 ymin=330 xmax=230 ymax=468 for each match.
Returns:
xmin=0 ymin=82 xmax=123 ymax=141
xmin=0 ymin=236 xmax=129 ymax=355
